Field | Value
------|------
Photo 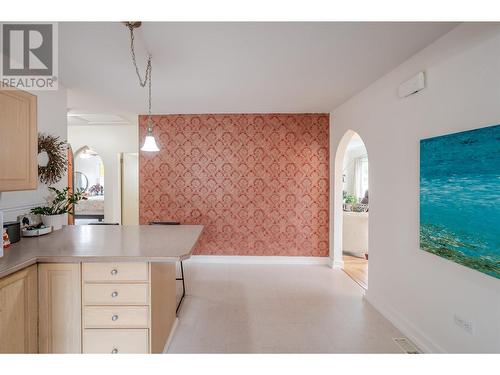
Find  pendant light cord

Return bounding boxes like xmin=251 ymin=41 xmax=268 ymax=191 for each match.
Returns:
xmin=128 ymin=24 xmax=153 ymax=128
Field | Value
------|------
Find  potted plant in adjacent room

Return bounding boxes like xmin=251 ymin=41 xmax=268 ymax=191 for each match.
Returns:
xmin=31 ymin=187 xmax=87 ymax=230
xmin=343 ymin=194 xmax=358 ymax=212
xmin=88 ymin=183 xmax=104 ymax=196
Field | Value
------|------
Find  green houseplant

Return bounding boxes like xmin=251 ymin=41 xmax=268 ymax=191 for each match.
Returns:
xmin=343 ymin=194 xmax=358 ymax=212
xmin=31 ymin=187 xmax=87 ymax=230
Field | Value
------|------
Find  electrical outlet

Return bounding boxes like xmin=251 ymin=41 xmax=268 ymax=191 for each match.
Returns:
xmin=454 ymin=314 xmax=474 ymax=335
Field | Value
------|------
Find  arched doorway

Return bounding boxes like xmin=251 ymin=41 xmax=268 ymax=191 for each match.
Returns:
xmin=333 ymin=131 xmax=369 ymax=289
xmin=73 ymin=146 xmax=105 ymax=224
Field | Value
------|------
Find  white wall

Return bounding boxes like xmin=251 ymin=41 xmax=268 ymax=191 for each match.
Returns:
xmin=68 ymin=124 xmax=138 ymax=223
xmin=0 ymin=86 xmax=68 ymax=221
xmin=330 ymin=23 xmax=500 ymax=353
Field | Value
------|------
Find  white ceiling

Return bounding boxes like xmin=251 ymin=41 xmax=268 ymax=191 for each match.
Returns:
xmin=60 ymin=22 xmax=457 ymax=116
xmin=67 ymin=113 xmax=131 ymax=126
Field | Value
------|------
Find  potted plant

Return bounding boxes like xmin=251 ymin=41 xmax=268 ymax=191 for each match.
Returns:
xmin=89 ymin=183 xmax=103 ymax=196
xmin=344 ymin=194 xmax=358 ymax=212
xmin=31 ymin=187 xmax=87 ymax=230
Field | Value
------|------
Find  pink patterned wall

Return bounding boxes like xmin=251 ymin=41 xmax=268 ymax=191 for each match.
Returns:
xmin=139 ymin=114 xmax=329 ymax=256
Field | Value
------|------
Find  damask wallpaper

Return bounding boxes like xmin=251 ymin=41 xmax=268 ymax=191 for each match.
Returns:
xmin=139 ymin=114 xmax=329 ymax=256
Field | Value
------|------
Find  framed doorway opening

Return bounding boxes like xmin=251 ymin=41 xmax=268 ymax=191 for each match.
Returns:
xmin=333 ymin=130 xmax=369 ymax=290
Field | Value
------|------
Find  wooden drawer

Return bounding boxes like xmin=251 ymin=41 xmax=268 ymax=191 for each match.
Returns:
xmin=83 ymin=306 xmax=149 ymax=328
xmin=83 ymin=283 xmax=149 ymax=305
xmin=83 ymin=329 xmax=149 ymax=354
xmin=82 ymin=263 xmax=148 ymax=282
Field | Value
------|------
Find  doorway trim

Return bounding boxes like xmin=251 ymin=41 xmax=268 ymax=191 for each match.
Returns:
xmin=331 ymin=129 xmax=363 ymax=268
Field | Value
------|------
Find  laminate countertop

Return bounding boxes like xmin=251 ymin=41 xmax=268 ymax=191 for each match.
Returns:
xmin=0 ymin=224 xmax=204 ymax=278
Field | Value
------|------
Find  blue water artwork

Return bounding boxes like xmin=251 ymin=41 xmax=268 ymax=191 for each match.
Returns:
xmin=420 ymin=124 xmax=500 ymax=279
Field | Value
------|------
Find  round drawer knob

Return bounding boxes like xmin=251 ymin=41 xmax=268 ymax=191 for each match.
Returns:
xmin=112 ymin=314 xmax=119 ymax=321
xmin=111 ymin=348 xmax=118 ymax=354
xmin=110 ymin=269 xmax=118 ymax=275
xmin=111 ymin=291 xmax=119 ymax=298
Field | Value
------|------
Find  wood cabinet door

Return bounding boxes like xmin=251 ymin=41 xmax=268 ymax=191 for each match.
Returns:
xmin=150 ymin=263 xmax=176 ymax=353
xmin=0 ymin=265 xmax=38 ymax=353
xmin=38 ymin=263 xmax=82 ymax=353
xmin=0 ymin=87 xmax=37 ymax=191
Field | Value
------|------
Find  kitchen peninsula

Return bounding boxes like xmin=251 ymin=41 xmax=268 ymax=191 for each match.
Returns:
xmin=0 ymin=224 xmax=203 ymax=354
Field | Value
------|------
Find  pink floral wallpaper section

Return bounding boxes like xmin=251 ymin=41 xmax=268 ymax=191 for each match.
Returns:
xmin=139 ymin=113 xmax=329 ymax=256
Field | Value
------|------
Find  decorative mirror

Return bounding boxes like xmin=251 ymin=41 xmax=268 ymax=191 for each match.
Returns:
xmin=75 ymin=171 xmax=89 ymax=192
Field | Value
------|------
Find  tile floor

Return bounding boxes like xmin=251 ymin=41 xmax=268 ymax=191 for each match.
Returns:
xmin=168 ymin=262 xmax=405 ymax=353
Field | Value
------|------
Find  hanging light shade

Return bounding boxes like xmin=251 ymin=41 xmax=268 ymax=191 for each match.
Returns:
xmin=141 ymin=125 xmax=160 ymax=152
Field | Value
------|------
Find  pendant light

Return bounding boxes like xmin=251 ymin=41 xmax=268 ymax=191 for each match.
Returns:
xmin=141 ymin=126 xmax=160 ymax=152
xmin=125 ymin=22 xmax=159 ymax=152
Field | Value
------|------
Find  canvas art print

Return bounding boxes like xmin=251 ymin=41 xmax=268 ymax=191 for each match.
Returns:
xmin=420 ymin=124 xmax=500 ymax=279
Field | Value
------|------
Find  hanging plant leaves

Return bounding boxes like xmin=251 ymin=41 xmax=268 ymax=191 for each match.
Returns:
xmin=38 ymin=133 xmax=67 ymax=185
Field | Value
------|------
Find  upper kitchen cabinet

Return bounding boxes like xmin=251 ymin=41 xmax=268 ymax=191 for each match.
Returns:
xmin=0 ymin=87 xmax=37 ymax=191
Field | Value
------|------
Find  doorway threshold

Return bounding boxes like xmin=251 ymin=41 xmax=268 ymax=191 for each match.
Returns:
xmin=342 ymin=254 xmax=368 ymax=290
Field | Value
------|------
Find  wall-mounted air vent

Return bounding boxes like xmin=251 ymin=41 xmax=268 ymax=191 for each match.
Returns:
xmin=398 ymin=71 xmax=425 ymax=98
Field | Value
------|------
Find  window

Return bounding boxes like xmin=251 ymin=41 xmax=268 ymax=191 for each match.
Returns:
xmin=355 ymin=156 xmax=369 ymax=200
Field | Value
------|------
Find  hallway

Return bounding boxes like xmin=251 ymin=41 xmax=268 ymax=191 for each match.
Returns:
xmin=168 ymin=262 xmax=405 ymax=353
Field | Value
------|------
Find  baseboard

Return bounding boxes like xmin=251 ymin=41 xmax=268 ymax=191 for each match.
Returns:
xmin=364 ymin=292 xmax=446 ymax=354
xmin=332 ymin=259 xmax=344 ymax=268
xmin=187 ymin=255 xmax=331 ymax=265
xmin=162 ymin=317 xmax=179 ymax=353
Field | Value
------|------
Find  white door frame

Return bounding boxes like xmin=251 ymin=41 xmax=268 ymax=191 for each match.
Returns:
xmin=330 ymin=129 xmax=363 ymax=268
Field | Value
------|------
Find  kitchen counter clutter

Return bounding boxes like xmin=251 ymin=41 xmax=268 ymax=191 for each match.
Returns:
xmin=0 ymin=224 xmax=203 ymax=354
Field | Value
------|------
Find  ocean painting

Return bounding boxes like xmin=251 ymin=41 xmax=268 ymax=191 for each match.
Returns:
xmin=420 ymin=124 xmax=500 ymax=279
